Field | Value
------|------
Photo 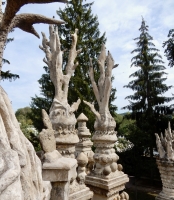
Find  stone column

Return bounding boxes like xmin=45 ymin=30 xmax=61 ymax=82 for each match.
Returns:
xmin=40 ymin=26 xmax=93 ymax=200
xmin=39 ymin=25 xmax=81 ymax=158
xmin=76 ymin=113 xmax=94 ymax=174
xmin=84 ymin=44 xmax=129 ymax=200
xmin=39 ymin=109 xmax=78 ymax=200
xmin=155 ymin=122 xmax=174 ymax=200
xmin=42 ymin=158 xmax=77 ymax=200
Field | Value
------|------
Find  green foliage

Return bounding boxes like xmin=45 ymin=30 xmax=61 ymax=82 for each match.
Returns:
xmin=15 ymin=107 xmax=41 ymax=151
xmin=30 ymin=66 xmax=54 ymax=131
xmin=30 ymin=0 xmax=117 ymax=132
xmin=120 ymin=18 xmax=174 ymax=180
xmin=163 ymin=29 xmax=174 ymax=67
xmin=123 ymin=18 xmax=173 ymax=154
xmin=1 ymin=1 xmax=19 ymax=81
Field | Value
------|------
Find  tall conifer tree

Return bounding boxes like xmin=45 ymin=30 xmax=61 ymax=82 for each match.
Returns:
xmin=30 ymin=0 xmax=117 ymax=132
xmin=123 ymin=18 xmax=173 ymax=158
xmin=163 ymin=29 xmax=174 ymax=68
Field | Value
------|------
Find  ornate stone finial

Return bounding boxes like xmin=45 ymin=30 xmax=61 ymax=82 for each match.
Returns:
xmin=76 ymin=113 xmax=94 ymax=174
xmin=155 ymin=121 xmax=174 ymax=161
xmin=84 ymin=45 xmax=118 ymax=131
xmin=39 ymin=109 xmax=61 ymax=163
xmin=84 ymin=45 xmax=119 ymax=177
xmin=155 ymin=122 xmax=174 ymax=200
xmin=40 ymin=25 xmax=81 ymax=158
xmin=77 ymin=152 xmax=88 ymax=184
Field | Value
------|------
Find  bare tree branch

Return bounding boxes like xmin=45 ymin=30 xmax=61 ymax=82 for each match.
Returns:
xmin=10 ymin=14 xmax=64 ymax=38
xmin=2 ymin=0 xmax=66 ymax=26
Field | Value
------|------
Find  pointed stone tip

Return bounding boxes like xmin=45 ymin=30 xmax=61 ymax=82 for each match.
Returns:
xmin=77 ymin=113 xmax=88 ymax=122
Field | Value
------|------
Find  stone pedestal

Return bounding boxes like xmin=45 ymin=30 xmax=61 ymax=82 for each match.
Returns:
xmin=86 ymin=173 xmax=129 ymax=200
xmin=42 ymin=157 xmax=77 ymax=200
xmin=69 ymin=182 xmax=93 ymax=200
xmin=156 ymin=159 xmax=174 ymax=200
xmin=85 ymin=130 xmax=129 ymax=200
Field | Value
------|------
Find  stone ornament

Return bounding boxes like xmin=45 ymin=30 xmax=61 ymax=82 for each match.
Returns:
xmin=84 ymin=45 xmax=129 ymax=200
xmin=0 ymin=0 xmax=66 ymax=199
xmin=39 ymin=109 xmax=63 ymax=163
xmin=76 ymin=113 xmax=94 ymax=174
xmin=155 ymin=122 xmax=174 ymax=200
xmin=77 ymin=152 xmax=88 ymax=184
xmin=155 ymin=122 xmax=174 ymax=160
xmin=84 ymin=44 xmax=120 ymax=177
xmin=40 ymin=25 xmax=81 ymax=158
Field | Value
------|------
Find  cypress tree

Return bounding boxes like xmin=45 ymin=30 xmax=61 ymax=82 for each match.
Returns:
xmin=30 ymin=0 xmax=117 ymax=132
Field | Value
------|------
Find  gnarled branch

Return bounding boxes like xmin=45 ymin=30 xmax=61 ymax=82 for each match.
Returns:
xmin=10 ymin=14 xmax=64 ymax=38
xmin=2 ymin=0 xmax=66 ymax=27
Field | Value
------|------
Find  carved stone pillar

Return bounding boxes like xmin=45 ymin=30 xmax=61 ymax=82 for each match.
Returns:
xmin=155 ymin=122 xmax=174 ymax=200
xmin=40 ymin=26 xmax=93 ymax=200
xmin=156 ymin=160 xmax=174 ymax=200
xmin=84 ymin=44 xmax=129 ymax=200
xmin=39 ymin=109 xmax=78 ymax=200
xmin=76 ymin=113 xmax=94 ymax=174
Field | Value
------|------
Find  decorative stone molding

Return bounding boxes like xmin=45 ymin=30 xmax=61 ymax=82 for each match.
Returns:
xmin=155 ymin=122 xmax=174 ymax=200
xmin=84 ymin=44 xmax=129 ymax=199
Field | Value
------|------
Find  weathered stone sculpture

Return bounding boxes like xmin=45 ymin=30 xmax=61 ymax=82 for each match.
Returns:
xmin=84 ymin=44 xmax=129 ymax=200
xmin=40 ymin=25 xmax=81 ymax=158
xmin=76 ymin=113 xmax=94 ymax=174
xmin=0 ymin=0 xmax=66 ymax=199
xmin=40 ymin=25 xmax=93 ymax=200
xmin=39 ymin=109 xmax=79 ymax=200
xmin=155 ymin=122 xmax=174 ymax=200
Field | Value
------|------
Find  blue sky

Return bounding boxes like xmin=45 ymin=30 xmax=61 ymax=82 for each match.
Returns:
xmin=1 ymin=0 xmax=174 ymax=113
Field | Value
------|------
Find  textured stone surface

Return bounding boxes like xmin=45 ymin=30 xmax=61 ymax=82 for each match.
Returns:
xmin=76 ymin=113 xmax=94 ymax=175
xmin=40 ymin=25 xmax=81 ymax=158
xmin=84 ymin=45 xmax=129 ymax=199
xmin=0 ymin=86 xmax=50 ymax=199
xmin=155 ymin=123 xmax=174 ymax=200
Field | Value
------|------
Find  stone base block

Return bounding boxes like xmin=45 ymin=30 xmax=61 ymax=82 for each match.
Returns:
xmin=85 ymin=173 xmax=129 ymax=200
xmin=69 ymin=187 xmax=93 ymax=200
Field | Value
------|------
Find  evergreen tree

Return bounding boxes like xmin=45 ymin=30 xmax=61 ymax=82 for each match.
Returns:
xmin=163 ymin=29 xmax=174 ymax=67
xmin=123 ymin=18 xmax=173 ymax=158
xmin=30 ymin=0 xmax=117 ymax=132
xmin=30 ymin=66 xmax=54 ymax=131
xmin=1 ymin=1 xmax=19 ymax=81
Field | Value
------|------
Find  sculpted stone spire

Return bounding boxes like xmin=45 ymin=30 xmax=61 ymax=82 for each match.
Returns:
xmin=84 ymin=44 xmax=129 ymax=200
xmin=40 ymin=25 xmax=81 ymax=158
xmin=155 ymin=122 xmax=174 ymax=200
